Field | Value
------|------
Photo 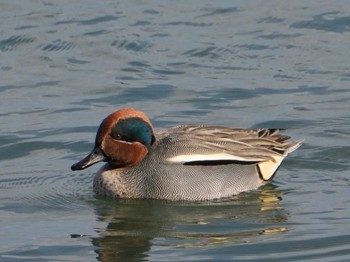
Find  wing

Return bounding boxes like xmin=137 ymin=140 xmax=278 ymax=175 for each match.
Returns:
xmin=154 ymin=125 xmax=302 ymax=180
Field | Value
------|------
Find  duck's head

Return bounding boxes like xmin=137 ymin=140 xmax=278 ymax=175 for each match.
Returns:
xmin=71 ymin=108 xmax=155 ymax=171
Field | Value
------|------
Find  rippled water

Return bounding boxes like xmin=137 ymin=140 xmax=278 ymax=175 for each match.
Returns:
xmin=1 ymin=1 xmax=350 ymax=261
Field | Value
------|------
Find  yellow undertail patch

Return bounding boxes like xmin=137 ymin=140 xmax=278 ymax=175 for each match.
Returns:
xmin=258 ymin=155 xmax=284 ymax=181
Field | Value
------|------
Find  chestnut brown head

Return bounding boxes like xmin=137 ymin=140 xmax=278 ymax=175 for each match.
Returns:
xmin=71 ymin=108 xmax=155 ymax=171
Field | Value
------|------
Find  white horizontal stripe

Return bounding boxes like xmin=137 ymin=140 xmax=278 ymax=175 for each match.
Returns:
xmin=167 ymin=153 xmax=261 ymax=163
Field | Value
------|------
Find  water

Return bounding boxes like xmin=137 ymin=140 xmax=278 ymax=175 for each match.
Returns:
xmin=1 ymin=0 xmax=350 ymax=261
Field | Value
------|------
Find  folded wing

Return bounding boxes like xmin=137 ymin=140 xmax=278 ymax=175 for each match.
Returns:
xmin=160 ymin=126 xmax=302 ymax=180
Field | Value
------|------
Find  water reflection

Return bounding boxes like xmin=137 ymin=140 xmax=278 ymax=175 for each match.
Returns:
xmin=90 ymin=184 xmax=288 ymax=261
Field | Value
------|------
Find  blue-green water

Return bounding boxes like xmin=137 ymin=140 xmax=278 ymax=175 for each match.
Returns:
xmin=1 ymin=1 xmax=350 ymax=261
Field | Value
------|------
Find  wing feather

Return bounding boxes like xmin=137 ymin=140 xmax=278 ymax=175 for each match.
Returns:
xmin=155 ymin=126 xmax=302 ymax=167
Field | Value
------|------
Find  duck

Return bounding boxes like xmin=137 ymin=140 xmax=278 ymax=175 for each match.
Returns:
xmin=71 ymin=108 xmax=302 ymax=201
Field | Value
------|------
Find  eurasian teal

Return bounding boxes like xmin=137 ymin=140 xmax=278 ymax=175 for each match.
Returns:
xmin=71 ymin=108 xmax=302 ymax=200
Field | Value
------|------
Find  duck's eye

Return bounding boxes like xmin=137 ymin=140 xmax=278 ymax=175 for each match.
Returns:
xmin=110 ymin=130 xmax=122 ymax=140
xmin=114 ymin=134 xmax=121 ymax=140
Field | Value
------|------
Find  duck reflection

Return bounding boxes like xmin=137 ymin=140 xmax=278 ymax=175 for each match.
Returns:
xmin=90 ymin=184 xmax=288 ymax=261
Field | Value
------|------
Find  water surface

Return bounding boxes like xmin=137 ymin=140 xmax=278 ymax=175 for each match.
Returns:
xmin=1 ymin=1 xmax=350 ymax=261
